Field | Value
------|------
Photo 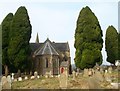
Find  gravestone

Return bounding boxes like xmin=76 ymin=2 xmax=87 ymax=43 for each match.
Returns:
xmin=92 ymin=69 xmax=95 ymax=75
xmin=17 ymin=70 xmax=21 ymax=77
xmin=30 ymin=76 xmax=35 ymax=79
xmin=76 ymin=68 xmax=80 ymax=76
xmin=88 ymin=69 xmax=93 ymax=77
xmin=108 ymin=66 xmax=113 ymax=74
xmin=88 ymin=76 xmax=100 ymax=89
xmin=34 ymin=71 xmax=38 ymax=78
xmin=83 ymin=69 xmax=88 ymax=77
xmin=45 ymin=72 xmax=49 ymax=78
xmin=7 ymin=75 xmax=11 ymax=89
xmin=37 ymin=75 xmax=40 ymax=79
xmin=11 ymin=73 xmax=14 ymax=81
xmin=30 ymin=71 xmax=32 ymax=76
xmin=59 ymin=68 xmax=68 ymax=89
xmin=100 ymin=68 xmax=104 ymax=74
xmin=104 ymin=72 xmax=111 ymax=82
xmin=1 ymin=76 xmax=11 ymax=89
xmin=24 ymin=76 xmax=28 ymax=80
xmin=72 ymin=71 xmax=76 ymax=80
xmin=18 ymin=77 xmax=22 ymax=82
xmin=1 ymin=76 xmax=7 ymax=89
xmin=94 ymin=70 xmax=104 ymax=82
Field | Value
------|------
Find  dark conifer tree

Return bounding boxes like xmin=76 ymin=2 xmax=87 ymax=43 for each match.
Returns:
xmin=74 ymin=6 xmax=103 ymax=69
xmin=8 ymin=6 xmax=32 ymax=72
xmin=1 ymin=13 xmax=13 ymax=75
xmin=105 ymin=26 xmax=118 ymax=64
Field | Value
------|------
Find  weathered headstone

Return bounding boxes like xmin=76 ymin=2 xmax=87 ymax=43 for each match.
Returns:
xmin=30 ymin=71 xmax=32 ymax=76
xmin=17 ymin=70 xmax=21 ymax=77
xmin=1 ymin=76 xmax=11 ymax=89
xmin=24 ymin=76 xmax=28 ymax=80
xmin=30 ymin=76 xmax=35 ymax=79
xmin=94 ymin=70 xmax=104 ymax=82
xmin=72 ymin=71 xmax=76 ymax=80
xmin=37 ymin=75 xmax=40 ymax=79
xmin=104 ymin=72 xmax=111 ymax=82
xmin=88 ymin=69 xmax=93 ymax=77
xmin=1 ymin=76 xmax=7 ymax=89
xmin=100 ymin=68 xmax=104 ymax=74
xmin=7 ymin=75 xmax=11 ymax=89
xmin=45 ymin=72 xmax=49 ymax=78
xmin=59 ymin=68 xmax=68 ymax=89
xmin=76 ymin=68 xmax=80 ymax=76
xmin=108 ymin=66 xmax=113 ymax=74
xmin=18 ymin=77 xmax=22 ymax=82
xmin=88 ymin=76 xmax=100 ymax=89
xmin=83 ymin=69 xmax=88 ymax=77
xmin=14 ymin=79 xmax=17 ymax=82
xmin=34 ymin=71 xmax=38 ymax=78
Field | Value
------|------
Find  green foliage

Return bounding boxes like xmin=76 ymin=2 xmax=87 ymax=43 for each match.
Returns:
xmin=105 ymin=26 xmax=118 ymax=64
xmin=74 ymin=6 xmax=103 ymax=69
xmin=1 ymin=13 xmax=13 ymax=66
xmin=7 ymin=6 xmax=32 ymax=72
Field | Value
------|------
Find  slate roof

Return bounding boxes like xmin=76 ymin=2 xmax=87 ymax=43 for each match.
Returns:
xmin=30 ymin=38 xmax=70 ymax=56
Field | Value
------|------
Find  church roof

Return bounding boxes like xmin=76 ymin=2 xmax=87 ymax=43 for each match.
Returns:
xmin=30 ymin=39 xmax=70 ymax=55
xmin=33 ymin=38 xmax=59 ymax=56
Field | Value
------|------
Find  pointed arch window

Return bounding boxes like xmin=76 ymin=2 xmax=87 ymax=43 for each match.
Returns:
xmin=46 ymin=58 xmax=48 ymax=68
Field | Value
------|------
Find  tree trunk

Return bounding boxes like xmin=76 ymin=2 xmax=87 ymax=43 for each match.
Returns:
xmin=4 ymin=65 xmax=8 ymax=77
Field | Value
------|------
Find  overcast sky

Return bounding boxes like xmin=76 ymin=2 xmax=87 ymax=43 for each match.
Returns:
xmin=0 ymin=0 xmax=119 ymax=65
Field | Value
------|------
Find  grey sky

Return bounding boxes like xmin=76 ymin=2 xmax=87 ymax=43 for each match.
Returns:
xmin=0 ymin=1 xmax=118 ymax=65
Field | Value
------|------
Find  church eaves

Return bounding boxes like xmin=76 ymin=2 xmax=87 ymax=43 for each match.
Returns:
xmin=35 ymin=38 xmax=59 ymax=56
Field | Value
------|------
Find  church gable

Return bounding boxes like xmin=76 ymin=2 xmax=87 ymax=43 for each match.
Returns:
xmin=34 ymin=38 xmax=59 ymax=56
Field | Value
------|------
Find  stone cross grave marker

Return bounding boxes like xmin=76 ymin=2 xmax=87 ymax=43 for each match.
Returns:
xmin=59 ymin=68 xmax=68 ymax=89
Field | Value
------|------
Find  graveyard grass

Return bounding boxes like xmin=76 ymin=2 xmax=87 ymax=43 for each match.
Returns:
xmin=11 ymin=71 xmax=119 ymax=89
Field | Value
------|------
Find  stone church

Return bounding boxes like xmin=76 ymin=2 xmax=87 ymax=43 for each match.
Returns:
xmin=30 ymin=33 xmax=71 ymax=76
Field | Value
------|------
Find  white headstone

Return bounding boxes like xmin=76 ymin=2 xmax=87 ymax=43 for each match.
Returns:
xmin=7 ymin=75 xmax=11 ymax=89
xmin=30 ymin=76 xmax=35 ymax=79
xmin=24 ymin=76 xmax=28 ymax=80
xmin=37 ymin=75 xmax=40 ymax=79
xmin=1 ymin=76 xmax=7 ymax=86
xmin=11 ymin=73 xmax=14 ymax=81
xmin=34 ymin=71 xmax=38 ymax=78
xmin=18 ymin=77 xmax=22 ymax=81
xmin=108 ymin=66 xmax=113 ymax=74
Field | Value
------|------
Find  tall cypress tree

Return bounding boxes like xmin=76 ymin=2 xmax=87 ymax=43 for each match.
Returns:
xmin=1 ymin=13 xmax=13 ymax=75
xmin=8 ymin=6 xmax=32 ymax=72
xmin=105 ymin=26 xmax=118 ymax=64
xmin=74 ymin=6 xmax=103 ymax=69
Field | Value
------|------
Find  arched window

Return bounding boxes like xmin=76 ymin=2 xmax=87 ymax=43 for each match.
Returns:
xmin=46 ymin=58 xmax=48 ymax=68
